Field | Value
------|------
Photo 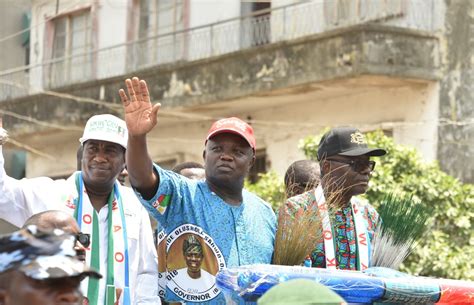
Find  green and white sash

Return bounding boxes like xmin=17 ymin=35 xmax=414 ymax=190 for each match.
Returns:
xmin=314 ymin=185 xmax=370 ymax=270
xmin=72 ymin=173 xmax=131 ymax=305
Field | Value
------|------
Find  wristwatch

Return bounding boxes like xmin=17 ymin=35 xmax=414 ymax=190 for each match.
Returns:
xmin=0 ymin=128 xmax=8 ymax=145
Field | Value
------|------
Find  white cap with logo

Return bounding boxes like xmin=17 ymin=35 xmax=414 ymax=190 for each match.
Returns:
xmin=79 ymin=114 xmax=128 ymax=149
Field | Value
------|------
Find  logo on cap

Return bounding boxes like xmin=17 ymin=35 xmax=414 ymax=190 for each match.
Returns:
xmin=215 ymin=118 xmax=249 ymax=133
xmin=80 ymin=114 xmax=128 ymax=149
xmin=206 ymin=117 xmax=256 ymax=150
xmin=350 ymin=132 xmax=366 ymax=145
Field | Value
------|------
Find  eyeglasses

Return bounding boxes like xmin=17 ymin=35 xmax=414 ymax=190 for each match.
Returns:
xmin=327 ymin=158 xmax=376 ymax=172
xmin=75 ymin=232 xmax=91 ymax=248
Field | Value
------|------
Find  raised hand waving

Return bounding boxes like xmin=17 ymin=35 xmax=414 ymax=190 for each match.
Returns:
xmin=119 ymin=77 xmax=161 ymax=136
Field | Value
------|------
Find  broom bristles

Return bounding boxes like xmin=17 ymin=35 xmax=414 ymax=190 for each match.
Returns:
xmin=273 ymin=201 xmax=322 ymax=266
xmin=273 ymin=166 xmax=350 ymax=266
xmin=371 ymin=193 xmax=431 ymax=269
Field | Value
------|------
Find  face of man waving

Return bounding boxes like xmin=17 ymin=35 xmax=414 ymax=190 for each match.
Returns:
xmin=204 ymin=133 xmax=254 ymax=189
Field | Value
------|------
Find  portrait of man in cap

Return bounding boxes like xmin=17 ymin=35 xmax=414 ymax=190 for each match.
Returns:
xmin=169 ymin=234 xmax=216 ymax=296
xmin=0 ymin=225 xmax=101 ymax=305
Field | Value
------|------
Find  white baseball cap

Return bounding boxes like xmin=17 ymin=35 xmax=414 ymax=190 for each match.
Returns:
xmin=79 ymin=114 xmax=128 ymax=149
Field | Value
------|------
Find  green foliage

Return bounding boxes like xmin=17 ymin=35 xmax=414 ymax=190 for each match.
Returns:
xmin=245 ymin=171 xmax=285 ymax=211
xmin=247 ymin=130 xmax=473 ymax=280
xmin=298 ymin=127 xmax=329 ymax=159
xmin=301 ymin=130 xmax=474 ymax=281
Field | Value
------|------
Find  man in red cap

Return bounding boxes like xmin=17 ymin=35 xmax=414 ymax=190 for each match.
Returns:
xmin=119 ymin=77 xmax=276 ymax=305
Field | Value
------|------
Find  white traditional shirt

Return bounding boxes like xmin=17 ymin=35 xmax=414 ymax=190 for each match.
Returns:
xmin=0 ymin=146 xmax=160 ymax=305
xmin=172 ymin=268 xmax=216 ymax=295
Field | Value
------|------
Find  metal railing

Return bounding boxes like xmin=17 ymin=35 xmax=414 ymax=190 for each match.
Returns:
xmin=0 ymin=0 xmax=439 ymax=101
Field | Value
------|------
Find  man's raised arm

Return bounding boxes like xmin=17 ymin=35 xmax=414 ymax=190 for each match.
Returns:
xmin=119 ymin=77 xmax=161 ymax=200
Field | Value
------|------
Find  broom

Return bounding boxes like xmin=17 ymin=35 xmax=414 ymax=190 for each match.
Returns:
xmin=272 ymin=175 xmax=347 ymax=266
xmin=371 ymin=193 xmax=432 ymax=269
xmin=272 ymin=200 xmax=323 ymax=266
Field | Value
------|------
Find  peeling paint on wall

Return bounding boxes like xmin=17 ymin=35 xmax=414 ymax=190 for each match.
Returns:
xmin=163 ymin=72 xmax=202 ymax=98
xmin=256 ymin=51 xmax=289 ymax=82
xmin=437 ymin=0 xmax=474 ymax=183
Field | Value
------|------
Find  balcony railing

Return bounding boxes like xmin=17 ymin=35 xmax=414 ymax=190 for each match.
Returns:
xmin=0 ymin=0 xmax=439 ymax=102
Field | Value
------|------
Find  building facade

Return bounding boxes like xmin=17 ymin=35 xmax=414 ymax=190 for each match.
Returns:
xmin=0 ymin=0 xmax=472 ymax=232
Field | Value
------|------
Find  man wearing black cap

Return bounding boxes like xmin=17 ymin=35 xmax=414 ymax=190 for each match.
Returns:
xmin=0 ymin=225 xmax=101 ymax=305
xmin=286 ymin=127 xmax=386 ymax=271
xmin=119 ymin=77 xmax=276 ymax=305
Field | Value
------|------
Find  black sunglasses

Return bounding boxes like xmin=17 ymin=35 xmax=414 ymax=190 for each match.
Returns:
xmin=75 ymin=232 xmax=91 ymax=248
xmin=327 ymin=158 xmax=376 ymax=172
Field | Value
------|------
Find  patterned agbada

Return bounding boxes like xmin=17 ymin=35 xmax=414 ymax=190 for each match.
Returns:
xmin=286 ymin=188 xmax=379 ymax=270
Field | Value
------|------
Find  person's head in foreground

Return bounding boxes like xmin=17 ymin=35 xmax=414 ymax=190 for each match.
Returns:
xmin=182 ymin=234 xmax=204 ymax=279
xmin=284 ymin=159 xmax=321 ymax=198
xmin=22 ymin=210 xmax=89 ymax=262
xmin=203 ymin=117 xmax=256 ymax=200
xmin=257 ymin=279 xmax=346 ymax=305
xmin=172 ymin=161 xmax=205 ymax=181
xmin=0 ymin=225 xmax=101 ymax=305
xmin=317 ymin=127 xmax=386 ymax=206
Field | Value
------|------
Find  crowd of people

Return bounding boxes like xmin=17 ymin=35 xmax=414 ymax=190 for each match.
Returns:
xmin=0 ymin=76 xmax=387 ymax=305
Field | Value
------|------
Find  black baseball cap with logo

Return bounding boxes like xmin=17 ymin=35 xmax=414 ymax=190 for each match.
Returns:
xmin=317 ymin=127 xmax=387 ymax=161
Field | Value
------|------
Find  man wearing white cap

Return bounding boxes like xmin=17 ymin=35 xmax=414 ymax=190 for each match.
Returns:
xmin=0 ymin=115 xmax=159 ymax=305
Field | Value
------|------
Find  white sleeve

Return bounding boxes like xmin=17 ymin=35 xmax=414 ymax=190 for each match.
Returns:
xmin=134 ymin=204 xmax=161 ymax=305
xmin=0 ymin=146 xmax=63 ymax=227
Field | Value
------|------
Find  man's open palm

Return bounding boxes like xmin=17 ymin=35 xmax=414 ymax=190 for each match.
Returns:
xmin=119 ymin=77 xmax=161 ymax=136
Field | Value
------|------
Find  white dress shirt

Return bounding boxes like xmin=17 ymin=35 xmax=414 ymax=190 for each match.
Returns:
xmin=0 ymin=146 xmax=160 ymax=305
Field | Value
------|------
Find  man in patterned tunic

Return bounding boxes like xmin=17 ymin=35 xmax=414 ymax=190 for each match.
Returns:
xmin=119 ymin=77 xmax=276 ymax=305
xmin=286 ymin=127 xmax=386 ymax=271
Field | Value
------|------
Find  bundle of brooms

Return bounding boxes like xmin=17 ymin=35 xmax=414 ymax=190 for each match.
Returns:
xmin=272 ymin=178 xmax=347 ymax=266
xmin=272 ymin=200 xmax=323 ymax=266
xmin=371 ymin=193 xmax=432 ymax=270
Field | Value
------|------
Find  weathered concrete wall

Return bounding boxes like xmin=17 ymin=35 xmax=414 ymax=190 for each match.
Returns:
xmin=0 ymin=24 xmax=441 ymax=180
xmin=437 ymin=0 xmax=474 ymax=183
xmin=1 ymin=24 xmax=439 ymax=138
xmin=248 ymin=78 xmax=439 ymax=174
xmin=0 ymin=0 xmax=31 ymax=71
xmin=10 ymin=74 xmax=439 ymax=178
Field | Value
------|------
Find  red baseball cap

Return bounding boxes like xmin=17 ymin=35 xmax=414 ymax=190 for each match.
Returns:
xmin=206 ymin=117 xmax=256 ymax=150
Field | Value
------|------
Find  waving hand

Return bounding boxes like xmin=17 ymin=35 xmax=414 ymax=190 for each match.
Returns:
xmin=119 ymin=77 xmax=161 ymax=136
